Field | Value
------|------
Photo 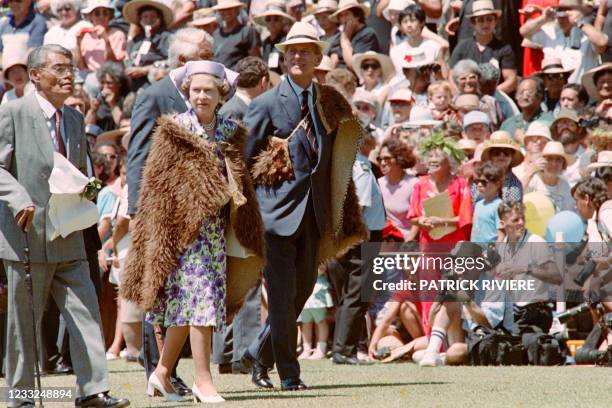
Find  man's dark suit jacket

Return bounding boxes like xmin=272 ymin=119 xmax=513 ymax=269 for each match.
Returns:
xmin=127 ymin=76 xmax=188 ymax=215
xmin=218 ymin=94 xmax=248 ymax=122
xmin=244 ymin=78 xmax=334 ymax=237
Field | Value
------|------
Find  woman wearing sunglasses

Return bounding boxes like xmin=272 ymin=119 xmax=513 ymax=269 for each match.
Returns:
xmin=478 ymin=131 xmax=525 ymax=203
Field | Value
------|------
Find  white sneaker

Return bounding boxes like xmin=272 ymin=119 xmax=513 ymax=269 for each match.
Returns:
xmin=419 ymin=351 xmax=445 ymax=367
xmin=105 ymin=351 xmax=119 ymax=361
xmin=412 ymin=350 xmax=425 ymax=364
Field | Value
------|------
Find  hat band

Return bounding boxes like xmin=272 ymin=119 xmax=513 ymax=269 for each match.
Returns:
xmin=286 ymin=34 xmax=320 ymax=42
xmin=473 ymin=7 xmax=497 ymax=13
xmin=542 ymin=64 xmax=564 ymax=71
xmin=267 ymin=5 xmax=286 ymax=12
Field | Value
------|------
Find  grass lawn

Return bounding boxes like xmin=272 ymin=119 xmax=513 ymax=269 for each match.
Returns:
xmin=40 ymin=358 xmax=612 ymax=408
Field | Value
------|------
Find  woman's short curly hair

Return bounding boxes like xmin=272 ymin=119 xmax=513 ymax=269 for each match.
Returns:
xmin=180 ymin=73 xmax=231 ymax=101
xmin=380 ymin=138 xmax=416 ymax=169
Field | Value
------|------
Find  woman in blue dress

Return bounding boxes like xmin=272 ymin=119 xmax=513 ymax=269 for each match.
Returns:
xmin=121 ymin=60 xmax=265 ymax=403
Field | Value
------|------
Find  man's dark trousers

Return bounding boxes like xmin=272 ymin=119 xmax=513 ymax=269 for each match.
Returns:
xmin=247 ymin=202 xmax=320 ymax=380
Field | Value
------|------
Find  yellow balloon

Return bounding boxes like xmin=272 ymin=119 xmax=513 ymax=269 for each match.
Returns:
xmin=523 ymin=192 xmax=555 ymax=237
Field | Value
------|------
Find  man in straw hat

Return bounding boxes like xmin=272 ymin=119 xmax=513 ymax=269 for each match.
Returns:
xmin=581 ymin=62 xmax=612 ymax=115
xmin=212 ymin=0 xmax=261 ymax=69
xmin=330 ymin=0 xmax=380 ymax=69
xmin=0 ymin=44 xmax=130 ymax=408
xmin=535 ymin=57 xmax=574 ymax=113
xmin=501 ymin=76 xmax=554 ymax=142
xmin=127 ymin=27 xmax=214 ymax=398
xmin=520 ymin=0 xmax=609 ymax=84
xmin=449 ymin=0 xmax=517 ymax=94
xmin=550 ymin=107 xmax=594 ymax=186
xmin=242 ymin=20 xmax=367 ymax=391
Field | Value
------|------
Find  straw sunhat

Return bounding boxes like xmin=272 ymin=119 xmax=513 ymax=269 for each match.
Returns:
xmin=330 ymin=0 xmax=370 ymax=22
xmin=352 ymin=51 xmax=395 ymax=84
xmin=468 ymin=0 xmax=502 ymax=18
xmin=96 ymin=126 xmax=130 ymax=147
xmin=481 ymin=131 xmax=524 ymax=167
xmin=524 ymin=121 xmax=553 ymax=141
xmin=313 ymin=0 xmax=338 ymax=15
xmin=457 ymin=138 xmax=477 ymax=152
xmin=82 ymin=0 xmax=114 ymax=14
xmin=382 ymin=0 xmax=415 ymax=21
xmin=534 ymin=57 xmax=574 ymax=77
xmin=123 ymin=0 xmax=174 ymax=27
xmin=405 ymin=106 xmax=441 ymax=127
xmin=191 ymin=8 xmax=216 ymax=27
xmin=587 ymin=150 xmax=612 ymax=171
xmin=542 ymin=141 xmax=576 ymax=167
xmin=316 ymin=55 xmax=334 ymax=72
xmin=212 ymin=0 xmax=245 ymax=11
xmin=401 ymin=50 xmax=436 ymax=69
xmin=253 ymin=1 xmax=295 ymax=26
xmin=581 ymin=62 xmax=612 ymax=102
xmin=275 ymin=21 xmax=330 ymax=53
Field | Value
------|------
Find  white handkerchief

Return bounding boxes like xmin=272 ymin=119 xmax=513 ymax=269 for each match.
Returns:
xmin=47 ymin=153 xmax=98 ymax=241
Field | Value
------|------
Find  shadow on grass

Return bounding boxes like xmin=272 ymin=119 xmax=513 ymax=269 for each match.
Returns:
xmin=222 ymin=381 xmax=447 ymax=394
xmin=226 ymin=394 xmax=339 ymax=402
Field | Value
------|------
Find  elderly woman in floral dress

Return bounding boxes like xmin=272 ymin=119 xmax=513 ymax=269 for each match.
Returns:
xmin=121 ymin=60 xmax=264 ymax=404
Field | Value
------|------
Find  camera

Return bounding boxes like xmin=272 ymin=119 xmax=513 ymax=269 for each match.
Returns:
xmin=578 ymin=117 xmax=600 ymax=129
xmin=557 ymin=302 xmax=602 ymax=324
xmin=575 ymin=345 xmax=612 ymax=366
xmin=574 ymin=260 xmax=597 ymax=287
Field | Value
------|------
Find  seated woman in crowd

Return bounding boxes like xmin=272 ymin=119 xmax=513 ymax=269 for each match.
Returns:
xmin=76 ymin=0 xmax=126 ymax=95
xmin=121 ymin=61 xmax=264 ymax=403
xmin=123 ymin=0 xmax=175 ymax=91
xmin=525 ymin=141 xmax=575 ymax=212
xmin=86 ymin=61 xmax=131 ymax=132
xmin=44 ymin=0 xmax=92 ymax=56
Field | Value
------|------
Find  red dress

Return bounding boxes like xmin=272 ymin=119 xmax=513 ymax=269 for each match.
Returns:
xmin=521 ymin=0 xmax=559 ymax=76
xmin=397 ymin=176 xmax=473 ymax=335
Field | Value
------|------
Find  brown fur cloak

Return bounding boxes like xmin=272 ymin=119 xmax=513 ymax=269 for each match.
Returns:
xmin=120 ymin=116 xmax=265 ymax=318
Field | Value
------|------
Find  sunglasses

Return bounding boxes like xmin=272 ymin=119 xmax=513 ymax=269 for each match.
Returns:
xmin=475 ymin=178 xmax=499 ymax=186
xmin=378 ymin=155 xmax=394 ymax=163
xmin=361 ymin=63 xmax=381 ymax=71
xmin=489 ymin=148 xmax=513 ymax=156
xmin=545 ymin=73 xmax=566 ymax=80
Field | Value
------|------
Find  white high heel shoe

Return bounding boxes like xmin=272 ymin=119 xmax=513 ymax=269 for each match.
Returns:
xmin=147 ymin=372 xmax=187 ymax=402
xmin=192 ymin=383 xmax=225 ymax=404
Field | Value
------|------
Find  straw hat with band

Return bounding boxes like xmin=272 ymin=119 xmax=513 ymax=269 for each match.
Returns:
xmin=191 ymin=8 xmax=216 ymax=27
xmin=524 ymin=121 xmax=553 ymax=141
xmin=330 ymin=0 xmax=370 ymax=22
xmin=96 ymin=127 xmax=130 ymax=147
xmin=312 ymin=0 xmax=338 ymax=15
xmin=581 ymin=62 xmax=612 ymax=102
xmin=316 ymin=55 xmax=334 ymax=72
xmin=542 ymin=141 xmax=576 ymax=167
xmin=587 ymin=150 xmax=612 ymax=171
xmin=212 ymin=0 xmax=245 ymax=11
xmin=275 ymin=21 xmax=330 ymax=53
xmin=534 ymin=57 xmax=574 ymax=77
xmin=253 ymin=1 xmax=295 ymax=26
xmin=82 ymin=0 xmax=114 ymax=14
xmin=352 ymin=51 xmax=395 ymax=84
xmin=123 ymin=0 xmax=175 ymax=27
xmin=481 ymin=131 xmax=524 ymax=167
xmin=468 ymin=0 xmax=502 ymax=18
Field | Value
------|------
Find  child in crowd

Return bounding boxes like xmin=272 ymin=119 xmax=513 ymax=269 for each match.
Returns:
xmin=428 ymin=81 xmax=458 ymax=122
xmin=298 ymin=267 xmax=334 ymax=360
xmin=471 ymin=162 xmax=504 ymax=244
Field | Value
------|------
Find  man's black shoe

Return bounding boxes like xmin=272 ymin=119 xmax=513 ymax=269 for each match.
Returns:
xmin=280 ymin=378 xmax=307 ymax=391
xmin=241 ymin=351 xmax=273 ymax=389
xmin=47 ymin=361 xmax=73 ymax=375
xmin=331 ymin=353 xmax=373 ymax=365
xmin=170 ymin=377 xmax=192 ymax=396
xmin=74 ymin=392 xmax=129 ymax=407
xmin=218 ymin=363 xmax=232 ymax=374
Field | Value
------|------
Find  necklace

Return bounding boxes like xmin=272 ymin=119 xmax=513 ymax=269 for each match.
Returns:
xmin=202 ymin=114 xmax=216 ymax=132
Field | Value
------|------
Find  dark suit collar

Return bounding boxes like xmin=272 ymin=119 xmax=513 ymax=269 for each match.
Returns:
xmin=161 ymin=75 xmax=188 ymax=112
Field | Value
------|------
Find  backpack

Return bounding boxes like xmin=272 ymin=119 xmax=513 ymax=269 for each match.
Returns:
xmin=521 ymin=326 xmax=566 ymax=366
xmin=467 ymin=326 xmax=526 ymax=366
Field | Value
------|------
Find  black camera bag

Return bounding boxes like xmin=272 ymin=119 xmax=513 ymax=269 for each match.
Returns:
xmin=521 ymin=326 xmax=565 ymax=365
xmin=467 ymin=326 xmax=526 ymax=366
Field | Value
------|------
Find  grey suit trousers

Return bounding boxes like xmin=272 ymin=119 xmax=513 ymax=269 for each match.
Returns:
xmin=3 ymin=259 xmax=109 ymax=406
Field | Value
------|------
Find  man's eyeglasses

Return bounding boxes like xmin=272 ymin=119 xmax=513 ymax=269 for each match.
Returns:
xmin=544 ymin=73 xmax=566 ymax=81
xmin=361 ymin=63 xmax=381 ymax=71
xmin=41 ymin=64 xmax=78 ymax=77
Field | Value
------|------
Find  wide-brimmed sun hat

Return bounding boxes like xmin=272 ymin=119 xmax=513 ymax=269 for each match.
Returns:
xmin=315 ymin=55 xmax=334 ymax=72
xmin=352 ymin=51 xmax=395 ymax=84
xmin=382 ymin=0 xmax=415 ymax=21
xmin=400 ymin=50 xmax=436 ymax=69
xmin=468 ymin=0 xmax=502 ymax=18
xmin=82 ymin=0 xmax=115 ymax=14
xmin=123 ymin=0 xmax=174 ymax=27
xmin=551 ymin=107 xmax=580 ymax=129
xmin=253 ymin=1 xmax=295 ymax=26
xmin=587 ymin=150 xmax=612 ymax=171
xmin=405 ymin=106 xmax=442 ymax=127
xmin=481 ymin=131 xmax=524 ymax=167
xmin=275 ymin=21 xmax=329 ymax=53
xmin=542 ymin=141 xmax=576 ymax=166
xmin=312 ymin=0 xmax=338 ymax=15
xmin=329 ymin=0 xmax=370 ymax=22
xmin=524 ymin=121 xmax=553 ymax=141
xmin=534 ymin=57 xmax=574 ymax=77
xmin=581 ymin=62 xmax=612 ymax=102
xmin=212 ymin=0 xmax=245 ymax=11
xmin=191 ymin=7 xmax=216 ymax=27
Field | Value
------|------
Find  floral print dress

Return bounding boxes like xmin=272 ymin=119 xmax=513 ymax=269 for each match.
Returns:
xmin=146 ymin=110 xmax=238 ymax=331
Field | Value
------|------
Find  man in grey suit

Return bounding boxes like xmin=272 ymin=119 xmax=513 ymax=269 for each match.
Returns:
xmin=213 ymin=56 xmax=269 ymax=374
xmin=0 ymin=45 xmax=129 ymax=407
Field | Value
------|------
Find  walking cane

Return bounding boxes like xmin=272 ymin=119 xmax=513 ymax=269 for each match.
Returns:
xmin=22 ymin=232 xmax=44 ymax=408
